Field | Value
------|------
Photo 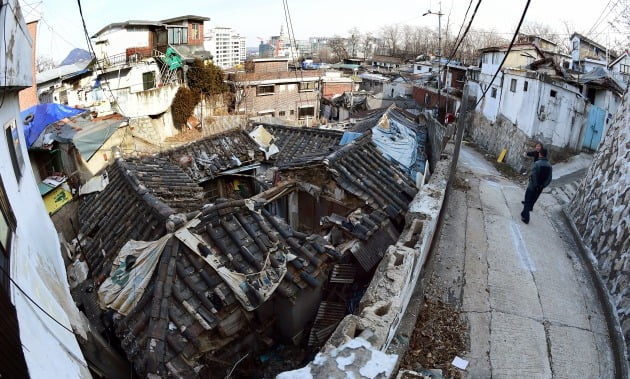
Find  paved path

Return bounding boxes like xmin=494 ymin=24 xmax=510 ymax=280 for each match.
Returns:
xmin=424 ymin=143 xmax=614 ymax=378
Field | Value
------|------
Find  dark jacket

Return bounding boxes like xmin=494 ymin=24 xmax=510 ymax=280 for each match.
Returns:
xmin=526 ymin=150 xmax=539 ymax=162
xmin=529 ymin=157 xmax=552 ymax=189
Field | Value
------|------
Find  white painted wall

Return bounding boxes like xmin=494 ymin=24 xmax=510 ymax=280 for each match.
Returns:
xmin=1 ymin=97 xmax=90 ymax=378
xmin=496 ymin=71 xmax=588 ymax=149
xmin=95 ymin=27 xmax=151 ymax=60
xmin=413 ymin=63 xmax=433 ymax=75
xmin=383 ymin=78 xmax=412 ymax=98
xmin=610 ymin=54 xmax=630 ymax=86
xmin=112 ymin=81 xmax=180 ymax=118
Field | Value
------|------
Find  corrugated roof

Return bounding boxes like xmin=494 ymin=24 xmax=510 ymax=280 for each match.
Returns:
xmin=37 ymin=59 xmax=93 ymax=84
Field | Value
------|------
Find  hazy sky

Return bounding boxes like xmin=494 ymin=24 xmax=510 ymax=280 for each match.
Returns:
xmin=23 ymin=0 xmax=623 ymax=62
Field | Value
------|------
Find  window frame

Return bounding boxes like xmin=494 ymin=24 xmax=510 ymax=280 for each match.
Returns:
xmin=4 ymin=120 xmax=24 ymax=183
xmin=491 ymin=87 xmax=497 ymax=98
xmin=509 ymin=78 xmax=517 ymax=92
xmin=297 ymin=105 xmax=315 ymax=120
xmin=256 ymin=84 xmax=275 ymax=96
xmin=0 ymin=176 xmax=16 ymax=293
xmin=523 ymin=81 xmax=529 ymax=92
xmin=299 ymin=81 xmax=317 ymax=92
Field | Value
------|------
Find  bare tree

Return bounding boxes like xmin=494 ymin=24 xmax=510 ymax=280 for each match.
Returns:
xmin=328 ymin=36 xmax=349 ymax=61
xmin=347 ymin=27 xmax=360 ymax=57
xmin=36 ymin=55 xmax=56 ymax=72
xmin=380 ymin=25 xmax=400 ymax=56
xmin=360 ymin=32 xmax=374 ymax=59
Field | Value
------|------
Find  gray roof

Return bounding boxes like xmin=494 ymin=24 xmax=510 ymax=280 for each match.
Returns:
xmin=37 ymin=59 xmax=93 ymax=85
xmin=92 ymin=20 xmax=166 ymax=38
xmin=161 ymin=15 xmax=210 ymax=24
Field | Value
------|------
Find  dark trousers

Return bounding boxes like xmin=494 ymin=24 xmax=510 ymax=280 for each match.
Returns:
xmin=521 ymin=186 xmax=543 ymax=223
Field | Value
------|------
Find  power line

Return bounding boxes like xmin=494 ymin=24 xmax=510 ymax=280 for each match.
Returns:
xmin=444 ymin=0 xmax=482 ymax=66
xmin=76 ymin=0 xmax=127 ymax=116
xmin=475 ymin=0 xmax=531 ymax=108
xmin=587 ymin=0 xmax=615 ymax=35
xmin=0 ymin=264 xmax=75 ymax=335
xmin=282 ymin=0 xmax=304 ymax=106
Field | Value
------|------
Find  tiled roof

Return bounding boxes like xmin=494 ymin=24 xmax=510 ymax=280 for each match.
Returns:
xmin=279 ymin=134 xmax=418 ymax=219
xmin=259 ymin=124 xmax=345 ymax=166
xmin=110 ymin=199 xmax=339 ymax=377
xmin=159 ymin=129 xmax=264 ymax=181
xmin=76 ymin=159 xmax=342 ymax=377
xmin=78 ymin=158 xmax=205 ymax=279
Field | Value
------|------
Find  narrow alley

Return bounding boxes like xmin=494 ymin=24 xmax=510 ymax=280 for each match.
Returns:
xmin=416 ymin=143 xmax=615 ymax=378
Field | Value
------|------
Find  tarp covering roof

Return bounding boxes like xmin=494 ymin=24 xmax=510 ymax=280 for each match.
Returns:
xmin=36 ymin=59 xmax=93 ymax=84
xmin=20 ymin=103 xmax=87 ymax=148
xmin=31 ymin=112 xmax=127 ymax=161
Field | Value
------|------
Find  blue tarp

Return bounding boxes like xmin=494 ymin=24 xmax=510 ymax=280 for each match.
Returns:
xmin=339 ymin=132 xmax=362 ymax=145
xmin=20 ymin=104 xmax=87 ymax=148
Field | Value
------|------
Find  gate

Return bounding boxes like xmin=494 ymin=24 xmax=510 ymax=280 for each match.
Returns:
xmin=582 ymin=105 xmax=606 ymax=151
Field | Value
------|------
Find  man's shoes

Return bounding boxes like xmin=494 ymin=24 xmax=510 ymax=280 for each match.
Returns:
xmin=521 ymin=216 xmax=529 ymax=224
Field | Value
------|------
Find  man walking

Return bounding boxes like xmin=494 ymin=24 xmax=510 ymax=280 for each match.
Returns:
xmin=521 ymin=148 xmax=552 ymax=224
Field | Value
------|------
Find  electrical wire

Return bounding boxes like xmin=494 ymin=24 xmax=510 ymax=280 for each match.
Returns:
xmin=282 ymin=0 xmax=304 ymax=106
xmin=76 ymin=0 xmax=127 ymax=116
xmin=475 ymin=0 xmax=531 ymax=108
xmin=0 ymin=264 xmax=75 ymax=335
xmin=444 ymin=0 xmax=482 ymax=67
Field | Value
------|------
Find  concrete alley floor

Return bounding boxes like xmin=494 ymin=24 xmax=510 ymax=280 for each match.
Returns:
xmin=417 ymin=142 xmax=615 ymax=378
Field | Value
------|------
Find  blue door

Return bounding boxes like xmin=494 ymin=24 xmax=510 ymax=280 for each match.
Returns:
xmin=583 ymin=106 xmax=606 ymax=151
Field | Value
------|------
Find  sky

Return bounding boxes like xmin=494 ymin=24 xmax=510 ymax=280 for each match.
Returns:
xmin=22 ymin=0 xmax=624 ymax=62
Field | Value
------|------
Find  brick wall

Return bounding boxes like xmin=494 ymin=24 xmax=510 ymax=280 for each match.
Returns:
xmin=254 ymin=60 xmax=288 ymax=73
xmin=187 ymin=22 xmax=204 ymax=46
xmin=322 ymin=82 xmax=353 ymax=99
xmin=243 ymin=84 xmax=319 ymax=121
xmin=18 ymin=21 xmax=38 ymax=110
xmin=412 ymin=86 xmax=457 ymax=120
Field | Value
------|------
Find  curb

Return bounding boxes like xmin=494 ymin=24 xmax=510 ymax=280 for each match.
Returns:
xmin=560 ymin=206 xmax=629 ymax=379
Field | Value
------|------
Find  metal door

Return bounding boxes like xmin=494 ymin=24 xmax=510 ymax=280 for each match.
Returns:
xmin=582 ymin=105 xmax=606 ymax=150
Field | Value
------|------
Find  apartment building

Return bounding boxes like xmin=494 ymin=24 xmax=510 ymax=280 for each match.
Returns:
xmin=204 ymin=27 xmax=246 ymax=69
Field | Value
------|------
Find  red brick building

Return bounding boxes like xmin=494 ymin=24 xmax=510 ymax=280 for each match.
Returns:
xmin=228 ymin=58 xmax=323 ymax=124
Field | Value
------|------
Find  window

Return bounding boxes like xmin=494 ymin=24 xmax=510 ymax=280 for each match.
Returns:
xmin=572 ymin=40 xmax=578 ymax=50
xmin=258 ymin=111 xmax=275 ymax=117
xmin=0 ymin=176 xmax=16 ymax=292
xmin=168 ymin=27 xmax=188 ymax=44
xmin=550 ymin=90 xmax=557 ymax=98
xmin=298 ymin=106 xmax=315 ymax=119
xmin=621 ymin=64 xmax=630 ymax=75
xmin=191 ymin=23 xmax=200 ymax=40
xmin=299 ymin=81 xmax=317 ymax=92
xmin=142 ymin=72 xmax=156 ymax=91
xmin=523 ymin=81 xmax=529 ymax=91
xmin=491 ymin=87 xmax=497 ymax=98
xmin=290 ymin=110 xmax=295 ymax=115
xmin=416 ymin=65 xmax=421 ymax=70
xmin=510 ymin=79 xmax=517 ymax=92
xmin=278 ymin=111 xmax=286 ymax=116
xmin=256 ymin=85 xmax=275 ymax=96
xmin=4 ymin=120 xmax=24 ymax=182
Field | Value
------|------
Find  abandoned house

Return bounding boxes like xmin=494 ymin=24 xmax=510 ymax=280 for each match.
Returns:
xmin=69 ymin=105 xmax=427 ymax=377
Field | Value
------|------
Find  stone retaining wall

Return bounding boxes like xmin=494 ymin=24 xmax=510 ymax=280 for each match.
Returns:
xmin=278 ymin=129 xmax=457 ymax=377
xmin=467 ymin=112 xmax=572 ymax=172
xmin=568 ymin=92 xmax=630 ymax=355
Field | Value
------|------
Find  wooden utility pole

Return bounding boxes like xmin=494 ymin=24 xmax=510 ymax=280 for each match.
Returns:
xmin=449 ymin=83 xmax=473 ymax=182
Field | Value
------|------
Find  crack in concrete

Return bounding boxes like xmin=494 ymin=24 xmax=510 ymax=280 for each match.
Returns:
xmin=543 ymin=321 xmax=555 ymax=378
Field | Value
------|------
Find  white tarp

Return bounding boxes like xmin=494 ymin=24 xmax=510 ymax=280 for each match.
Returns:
xmin=249 ymin=124 xmax=280 ymax=160
xmin=97 ymin=234 xmax=170 ymax=315
xmin=79 ymin=171 xmax=109 ymax=195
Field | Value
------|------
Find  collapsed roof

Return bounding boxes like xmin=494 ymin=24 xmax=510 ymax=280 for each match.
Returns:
xmin=73 ymin=107 xmax=426 ymax=377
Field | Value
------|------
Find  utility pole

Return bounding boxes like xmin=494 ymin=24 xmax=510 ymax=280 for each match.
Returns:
xmin=423 ymin=2 xmax=443 ymax=118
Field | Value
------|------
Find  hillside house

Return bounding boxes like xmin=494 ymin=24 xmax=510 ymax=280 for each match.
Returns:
xmin=570 ymin=32 xmax=617 ymax=73
xmin=227 ymin=58 xmax=322 ymax=124
xmin=609 ymin=51 xmax=630 ymax=88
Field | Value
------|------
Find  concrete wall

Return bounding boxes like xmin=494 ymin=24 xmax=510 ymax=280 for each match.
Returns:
xmin=96 ymin=27 xmax=151 ymax=60
xmin=292 ymin=136 xmax=457 ymax=375
xmin=568 ymin=91 xmax=630 ymax=353
xmin=1 ymin=94 xmax=90 ymax=378
xmin=114 ymin=80 xmax=179 ymax=118
xmin=467 ymin=112 xmax=540 ymax=172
